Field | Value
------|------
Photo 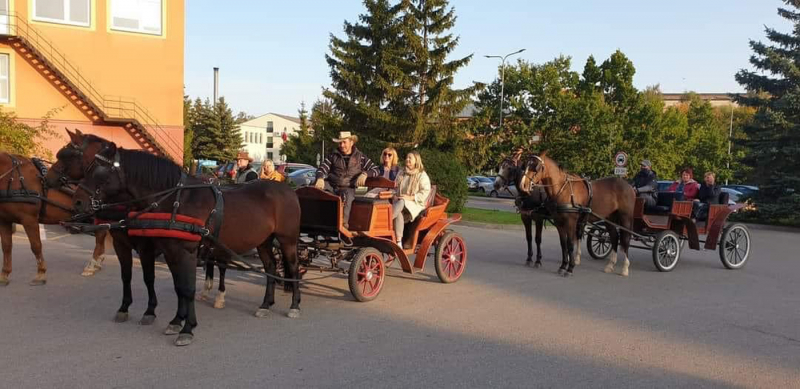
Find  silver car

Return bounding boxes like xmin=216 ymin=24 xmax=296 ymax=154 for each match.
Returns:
xmin=288 ymin=168 xmax=317 ymax=187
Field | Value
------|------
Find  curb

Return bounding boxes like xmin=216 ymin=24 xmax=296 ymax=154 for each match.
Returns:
xmin=467 ymin=195 xmax=514 ymax=203
xmin=455 ymin=220 xmax=524 ymax=231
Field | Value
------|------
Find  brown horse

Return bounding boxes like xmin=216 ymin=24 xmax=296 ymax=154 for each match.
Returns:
xmin=520 ymin=153 xmax=634 ymax=277
xmin=0 ymin=152 xmax=109 ymax=286
xmin=46 ymin=130 xmax=302 ymax=346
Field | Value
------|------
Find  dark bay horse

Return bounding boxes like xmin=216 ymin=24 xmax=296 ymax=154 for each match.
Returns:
xmin=520 ymin=153 xmax=634 ymax=277
xmin=0 ymin=152 xmax=110 ymax=285
xmin=494 ymin=150 xmax=550 ymax=268
xmin=47 ymin=130 xmax=302 ymax=346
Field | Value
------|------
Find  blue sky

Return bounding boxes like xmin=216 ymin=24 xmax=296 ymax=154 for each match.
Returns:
xmin=184 ymin=0 xmax=788 ymax=117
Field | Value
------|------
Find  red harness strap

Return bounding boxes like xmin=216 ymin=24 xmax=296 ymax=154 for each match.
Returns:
xmin=126 ymin=212 xmax=206 ymax=242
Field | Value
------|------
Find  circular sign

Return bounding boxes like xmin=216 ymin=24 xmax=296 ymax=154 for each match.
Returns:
xmin=614 ymin=151 xmax=628 ymax=167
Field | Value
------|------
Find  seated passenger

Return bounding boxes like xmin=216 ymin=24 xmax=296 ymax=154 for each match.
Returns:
xmin=392 ymin=151 xmax=431 ymax=247
xmin=259 ymin=160 xmax=285 ymax=182
xmin=366 ymin=147 xmax=400 ymax=197
xmin=631 ymin=159 xmax=658 ymax=208
xmin=667 ymin=167 xmax=700 ymax=200
xmin=694 ymin=171 xmax=722 ymax=220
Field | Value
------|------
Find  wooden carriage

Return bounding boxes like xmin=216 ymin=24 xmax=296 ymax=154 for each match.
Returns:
xmin=295 ymin=177 xmax=466 ymax=301
xmin=585 ymin=191 xmax=751 ymax=272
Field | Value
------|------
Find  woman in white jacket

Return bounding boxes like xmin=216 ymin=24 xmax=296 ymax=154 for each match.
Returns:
xmin=392 ymin=151 xmax=431 ymax=247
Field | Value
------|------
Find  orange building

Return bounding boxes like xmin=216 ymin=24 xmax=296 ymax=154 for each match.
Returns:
xmin=0 ymin=0 xmax=184 ymax=161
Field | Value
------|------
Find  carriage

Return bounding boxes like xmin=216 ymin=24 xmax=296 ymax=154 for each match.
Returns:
xmin=584 ymin=191 xmax=751 ymax=272
xmin=291 ymin=177 xmax=467 ymax=301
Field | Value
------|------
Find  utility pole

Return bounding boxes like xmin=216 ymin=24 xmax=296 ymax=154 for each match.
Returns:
xmin=485 ymin=49 xmax=526 ymax=128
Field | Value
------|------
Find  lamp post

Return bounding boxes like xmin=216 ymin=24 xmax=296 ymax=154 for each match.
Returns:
xmin=726 ymin=102 xmax=734 ymax=185
xmin=485 ymin=48 xmax=526 ymax=128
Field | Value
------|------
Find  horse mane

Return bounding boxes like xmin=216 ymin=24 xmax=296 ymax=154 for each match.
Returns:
xmin=118 ymin=149 xmax=183 ymax=190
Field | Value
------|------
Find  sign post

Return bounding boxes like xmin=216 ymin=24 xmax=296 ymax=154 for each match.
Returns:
xmin=614 ymin=151 xmax=628 ymax=177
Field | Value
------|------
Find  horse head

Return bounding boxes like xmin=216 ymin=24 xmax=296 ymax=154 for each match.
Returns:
xmin=46 ymin=129 xmax=116 ymax=188
xmin=520 ymin=153 xmax=548 ymax=192
xmin=495 ymin=147 xmax=525 ymax=190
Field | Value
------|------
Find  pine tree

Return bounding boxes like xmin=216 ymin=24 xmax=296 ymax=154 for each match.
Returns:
xmin=182 ymin=94 xmax=195 ymax=167
xmin=281 ymin=102 xmax=318 ymax=165
xmin=400 ymin=0 xmax=475 ymax=145
xmin=734 ymin=0 xmax=800 ymax=196
xmin=191 ymin=97 xmax=242 ymax=162
xmin=324 ymin=0 xmax=407 ymax=141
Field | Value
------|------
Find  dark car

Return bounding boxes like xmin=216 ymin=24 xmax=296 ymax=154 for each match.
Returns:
xmin=722 ymin=184 xmax=759 ymax=197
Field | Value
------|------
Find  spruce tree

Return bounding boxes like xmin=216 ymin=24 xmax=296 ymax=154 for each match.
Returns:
xmin=735 ymin=0 xmax=800 ymax=196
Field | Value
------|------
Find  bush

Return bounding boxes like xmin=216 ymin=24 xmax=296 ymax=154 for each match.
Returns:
xmin=418 ymin=148 xmax=468 ymax=213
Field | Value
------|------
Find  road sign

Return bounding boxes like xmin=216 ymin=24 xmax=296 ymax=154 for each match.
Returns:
xmin=614 ymin=167 xmax=628 ymax=176
xmin=614 ymin=151 xmax=628 ymax=167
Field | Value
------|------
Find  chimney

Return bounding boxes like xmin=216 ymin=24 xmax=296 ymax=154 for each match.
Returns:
xmin=213 ymin=67 xmax=219 ymax=103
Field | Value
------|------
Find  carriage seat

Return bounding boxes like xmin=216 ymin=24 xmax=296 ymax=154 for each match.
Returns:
xmin=415 ymin=185 xmax=438 ymax=220
xmin=646 ymin=192 xmax=684 ymax=215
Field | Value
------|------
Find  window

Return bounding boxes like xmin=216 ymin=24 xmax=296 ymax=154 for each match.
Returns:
xmin=266 ymin=137 xmax=273 ymax=148
xmin=267 ymin=152 xmax=274 ymax=161
xmin=33 ymin=0 xmax=91 ymax=27
xmin=266 ymin=121 xmax=273 ymax=133
xmin=111 ymin=0 xmax=162 ymax=36
xmin=258 ymin=133 xmax=262 ymax=144
xmin=0 ymin=54 xmax=8 ymax=104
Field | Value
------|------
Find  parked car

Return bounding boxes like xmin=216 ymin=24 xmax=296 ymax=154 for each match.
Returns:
xmin=473 ymin=177 xmax=496 ymax=194
xmin=287 ymin=168 xmax=317 ymax=187
xmin=467 ymin=177 xmax=478 ymax=190
xmin=720 ymin=188 xmax=742 ymax=205
xmin=657 ymin=180 xmax=673 ymax=192
xmin=722 ymin=184 xmax=759 ymax=198
xmin=278 ymin=163 xmax=315 ymax=175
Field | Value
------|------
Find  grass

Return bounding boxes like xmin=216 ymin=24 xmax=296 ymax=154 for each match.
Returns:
xmin=460 ymin=207 xmax=521 ymax=225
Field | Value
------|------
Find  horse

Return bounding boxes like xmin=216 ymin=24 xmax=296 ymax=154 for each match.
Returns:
xmin=494 ymin=149 xmax=550 ymax=268
xmin=46 ymin=130 xmax=302 ymax=346
xmin=0 ymin=152 xmax=110 ymax=286
xmin=520 ymin=152 xmax=634 ymax=277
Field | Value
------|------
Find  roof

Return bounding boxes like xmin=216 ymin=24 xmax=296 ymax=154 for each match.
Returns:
xmin=661 ymin=93 xmax=740 ymax=101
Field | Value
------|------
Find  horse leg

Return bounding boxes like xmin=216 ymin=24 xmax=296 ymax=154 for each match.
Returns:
xmin=197 ymin=259 xmax=214 ymax=302
xmin=139 ymin=244 xmax=158 ymax=325
xmin=21 ymin=221 xmax=46 ymax=286
xmin=556 ymin=225 xmax=569 ymax=275
xmin=254 ymin=237 xmax=277 ymax=318
xmin=0 ymin=222 xmax=12 ymax=286
xmin=565 ymin=218 xmax=578 ymax=277
xmin=603 ymin=227 xmax=620 ymax=274
xmin=522 ymin=213 xmax=533 ymax=266
xmin=534 ymin=217 xmax=544 ymax=268
xmin=277 ymin=234 xmax=301 ymax=319
xmin=163 ymin=246 xmax=197 ymax=346
xmin=619 ymin=227 xmax=632 ymax=277
xmin=213 ymin=262 xmax=227 ymax=309
xmin=83 ymin=230 xmax=108 ymax=277
xmin=112 ymin=236 xmax=134 ymax=322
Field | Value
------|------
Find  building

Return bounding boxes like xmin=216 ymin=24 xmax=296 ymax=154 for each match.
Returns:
xmin=0 ymin=0 xmax=184 ymax=162
xmin=237 ymin=113 xmax=310 ymax=163
xmin=661 ymin=93 xmax=739 ymax=108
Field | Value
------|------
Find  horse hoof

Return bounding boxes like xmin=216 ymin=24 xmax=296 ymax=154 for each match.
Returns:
xmin=81 ymin=269 xmax=95 ymax=277
xmin=28 ymin=278 xmax=46 ymax=286
xmin=620 ymin=270 xmax=630 ymax=277
xmin=0 ymin=278 xmax=9 ymax=286
xmin=557 ymin=268 xmax=565 ymax=275
xmin=603 ymin=266 xmax=614 ymax=274
xmin=164 ymin=324 xmax=182 ymax=335
xmin=562 ymin=271 xmax=573 ymax=278
xmin=196 ymin=293 xmax=208 ymax=302
xmin=139 ymin=315 xmax=156 ymax=326
xmin=114 ymin=312 xmax=129 ymax=323
xmin=287 ymin=309 xmax=301 ymax=319
xmin=254 ymin=308 xmax=270 ymax=318
xmin=213 ymin=300 xmax=225 ymax=309
xmin=533 ymin=262 xmax=542 ymax=269
xmin=174 ymin=333 xmax=194 ymax=347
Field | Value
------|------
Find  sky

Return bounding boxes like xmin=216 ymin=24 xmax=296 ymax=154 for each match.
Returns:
xmin=184 ymin=0 xmax=790 ymax=117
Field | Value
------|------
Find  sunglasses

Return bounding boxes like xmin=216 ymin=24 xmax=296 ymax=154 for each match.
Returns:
xmin=383 ymin=153 xmax=393 ymax=157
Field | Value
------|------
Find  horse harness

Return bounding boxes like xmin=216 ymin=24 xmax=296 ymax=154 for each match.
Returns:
xmin=0 ymin=155 xmax=75 ymax=221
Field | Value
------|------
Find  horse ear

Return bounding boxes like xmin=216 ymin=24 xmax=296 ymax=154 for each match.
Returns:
xmin=66 ymin=128 xmax=79 ymax=144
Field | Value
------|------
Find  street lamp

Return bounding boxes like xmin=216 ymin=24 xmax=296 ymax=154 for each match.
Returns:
xmin=485 ymin=48 xmax=526 ymax=129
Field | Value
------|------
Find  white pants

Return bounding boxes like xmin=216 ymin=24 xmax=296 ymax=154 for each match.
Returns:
xmin=392 ymin=199 xmax=406 ymax=244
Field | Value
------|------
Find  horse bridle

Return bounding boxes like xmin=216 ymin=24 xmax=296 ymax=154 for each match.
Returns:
xmin=53 ymin=140 xmax=125 ymax=212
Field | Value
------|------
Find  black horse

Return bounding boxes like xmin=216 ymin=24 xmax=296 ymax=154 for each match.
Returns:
xmin=494 ymin=151 xmax=551 ymax=268
xmin=46 ymin=130 xmax=302 ymax=346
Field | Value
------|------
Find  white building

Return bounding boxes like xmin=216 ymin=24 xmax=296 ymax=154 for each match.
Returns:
xmin=236 ymin=113 xmax=311 ymax=163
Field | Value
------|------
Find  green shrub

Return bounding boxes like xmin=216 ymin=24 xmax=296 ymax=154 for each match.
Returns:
xmin=730 ymin=193 xmax=800 ymax=227
xmin=418 ymin=148 xmax=468 ymax=213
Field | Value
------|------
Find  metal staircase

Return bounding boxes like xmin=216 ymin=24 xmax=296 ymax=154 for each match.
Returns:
xmin=0 ymin=13 xmax=182 ymax=161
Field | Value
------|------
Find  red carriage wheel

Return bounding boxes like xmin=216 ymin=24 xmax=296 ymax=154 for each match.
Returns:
xmin=348 ymin=248 xmax=386 ymax=302
xmin=434 ymin=230 xmax=467 ymax=283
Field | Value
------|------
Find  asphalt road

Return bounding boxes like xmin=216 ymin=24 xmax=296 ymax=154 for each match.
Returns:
xmin=1 ymin=224 xmax=798 ymax=388
xmin=466 ymin=195 xmax=516 ymax=212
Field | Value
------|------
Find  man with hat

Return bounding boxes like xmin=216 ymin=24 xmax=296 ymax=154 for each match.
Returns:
xmin=314 ymin=131 xmax=379 ymax=229
xmin=631 ymin=159 xmax=658 ymax=208
xmin=235 ymin=151 xmax=259 ymax=183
